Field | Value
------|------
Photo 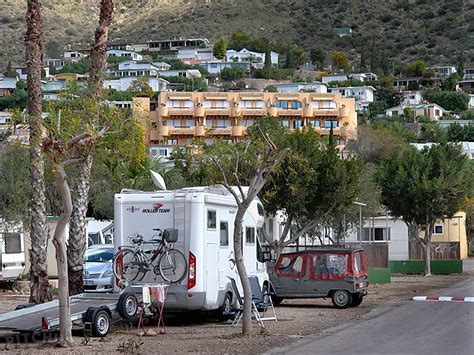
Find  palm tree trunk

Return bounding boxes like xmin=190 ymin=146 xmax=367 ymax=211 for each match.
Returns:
xmin=68 ymin=0 xmax=114 ymax=295
xmin=26 ymin=0 xmax=52 ymax=304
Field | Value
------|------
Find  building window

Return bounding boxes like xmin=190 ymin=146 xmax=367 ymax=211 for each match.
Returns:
xmin=281 ymin=120 xmax=289 ymax=128
xmin=322 ymin=101 xmax=337 ymax=109
xmin=245 ymin=227 xmax=255 ymax=245
xmin=4 ymin=233 xmax=22 ymax=254
xmin=166 ymin=139 xmax=178 ymax=145
xmin=294 ymin=120 xmax=304 ymax=129
xmin=358 ymin=227 xmax=391 ymax=242
xmin=433 ymin=224 xmax=443 ymax=235
xmin=309 ymin=120 xmax=320 ymax=127
xmin=207 ymin=210 xmax=217 ymax=229
xmin=275 ymin=100 xmax=301 ymax=110
xmin=220 ymin=221 xmax=229 ymax=247
xmin=324 ymin=120 xmax=339 ymax=129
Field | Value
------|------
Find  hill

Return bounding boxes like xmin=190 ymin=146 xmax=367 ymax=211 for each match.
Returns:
xmin=1 ymin=0 xmax=473 ymax=68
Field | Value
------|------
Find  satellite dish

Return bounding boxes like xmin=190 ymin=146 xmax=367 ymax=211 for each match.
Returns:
xmin=150 ymin=170 xmax=167 ymax=190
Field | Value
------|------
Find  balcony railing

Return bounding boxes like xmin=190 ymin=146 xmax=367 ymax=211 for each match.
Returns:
xmin=167 ymin=108 xmax=195 ymax=116
xmin=169 ymin=126 xmax=196 ymax=135
xmin=314 ymin=109 xmax=339 ymax=116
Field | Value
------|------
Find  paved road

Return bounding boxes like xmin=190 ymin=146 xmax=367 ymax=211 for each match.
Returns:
xmin=269 ymin=276 xmax=474 ymax=355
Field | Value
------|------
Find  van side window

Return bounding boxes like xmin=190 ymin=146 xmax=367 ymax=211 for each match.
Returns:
xmin=257 ymin=203 xmax=265 ymax=216
xmin=207 ymin=210 xmax=216 ymax=229
xmin=4 ymin=233 xmax=22 ymax=254
xmin=220 ymin=222 xmax=229 ymax=247
xmin=277 ymin=254 xmax=304 ymax=276
xmin=245 ymin=227 xmax=255 ymax=244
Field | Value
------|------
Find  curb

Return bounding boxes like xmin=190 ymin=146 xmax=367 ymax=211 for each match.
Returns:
xmin=413 ymin=296 xmax=474 ymax=302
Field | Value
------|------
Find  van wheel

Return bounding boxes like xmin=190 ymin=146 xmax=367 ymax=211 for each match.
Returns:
xmin=331 ymin=290 xmax=352 ymax=309
xmin=216 ymin=292 xmax=233 ymax=321
xmin=350 ymin=293 xmax=364 ymax=307
xmin=117 ymin=292 xmax=138 ymax=320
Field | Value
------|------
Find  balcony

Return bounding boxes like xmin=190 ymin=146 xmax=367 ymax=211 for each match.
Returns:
xmin=168 ymin=108 xmax=195 ymax=116
xmin=277 ymin=108 xmax=303 ymax=116
xmin=159 ymin=126 xmax=170 ymax=136
xmin=209 ymin=126 xmax=232 ymax=135
xmin=231 ymin=125 xmax=244 ymax=137
xmin=339 ymin=106 xmax=349 ymax=118
xmin=319 ymin=126 xmax=341 ymax=135
xmin=158 ymin=106 xmax=168 ymax=117
xmin=303 ymin=106 xmax=313 ymax=117
xmin=195 ymin=106 xmax=205 ymax=117
xmin=205 ymin=108 xmax=231 ymax=116
xmin=195 ymin=125 xmax=206 ymax=136
xmin=241 ymin=108 xmax=267 ymax=116
xmin=169 ymin=126 xmax=196 ymax=135
xmin=314 ymin=109 xmax=339 ymax=116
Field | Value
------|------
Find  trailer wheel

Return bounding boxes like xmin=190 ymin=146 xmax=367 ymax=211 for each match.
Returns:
xmin=117 ymin=292 xmax=138 ymax=320
xmin=92 ymin=310 xmax=111 ymax=337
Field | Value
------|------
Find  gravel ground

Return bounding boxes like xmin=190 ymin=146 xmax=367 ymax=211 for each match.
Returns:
xmin=0 ymin=273 xmax=469 ymax=354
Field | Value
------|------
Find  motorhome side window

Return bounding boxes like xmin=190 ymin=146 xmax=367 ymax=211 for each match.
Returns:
xmin=220 ymin=222 xmax=229 ymax=246
xmin=207 ymin=210 xmax=216 ymax=229
xmin=4 ymin=233 xmax=22 ymax=254
xmin=245 ymin=227 xmax=255 ymax=244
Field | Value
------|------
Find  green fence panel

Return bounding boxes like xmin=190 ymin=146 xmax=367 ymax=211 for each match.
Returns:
xmin=367 ymin=268 xmax=391 ymax=284
xmin=389 ymin=260 xmax=463 ymax=274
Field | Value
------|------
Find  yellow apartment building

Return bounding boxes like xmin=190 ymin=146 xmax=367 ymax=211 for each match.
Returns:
xmin=133 ymin=92 xmax=357 ymax=156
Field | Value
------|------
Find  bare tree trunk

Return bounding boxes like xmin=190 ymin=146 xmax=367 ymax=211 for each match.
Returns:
xmin=234 ymin=205 xmax=253 ymax=334
xmin=53 ymin=164 xmax=74 ymax=346
xmin=423 ymin=243 xmax=431 ymax=276
xmin=68 ymin=0 xmax=114 ymax=295
xmin=26 ymin=0 xmax=52 ymax=304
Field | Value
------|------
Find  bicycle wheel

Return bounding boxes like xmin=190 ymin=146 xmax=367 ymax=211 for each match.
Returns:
xmin=157 ymin=249 xmax=187 ymax=283
xmin=113 ymin=248 xmax=143 ymax=286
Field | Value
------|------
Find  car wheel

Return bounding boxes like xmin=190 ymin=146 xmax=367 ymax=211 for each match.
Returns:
xmin=331 ymin=290 xmax=353 ymax=309
xmin=350 ymin=293 xmax=364 ymax=307
xmin=216 ymin=292 xmax=233 ymax=321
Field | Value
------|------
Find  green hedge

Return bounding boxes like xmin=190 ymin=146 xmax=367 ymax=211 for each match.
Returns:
xmin=389 ymin=260 xmax=463 ymax=274
xmin=367 ymin=268 xmax=391 ymax=284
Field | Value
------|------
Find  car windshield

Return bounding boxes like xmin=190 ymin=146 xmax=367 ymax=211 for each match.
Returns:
xmin=85 ymin=248 xmax=114 ymax=263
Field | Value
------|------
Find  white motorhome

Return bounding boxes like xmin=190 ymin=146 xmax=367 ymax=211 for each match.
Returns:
xmin=114 ymin=186 xmax=269 ymax=313
xmin=0 ymin=224 xmax=26 ymax=282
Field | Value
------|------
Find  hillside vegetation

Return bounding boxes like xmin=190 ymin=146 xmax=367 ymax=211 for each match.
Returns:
xmin=1 ymin=0 xmax=473 ymax=67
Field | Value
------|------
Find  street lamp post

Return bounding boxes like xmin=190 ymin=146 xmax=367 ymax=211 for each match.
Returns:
xmin=353 ymin=201 xmax=367 ymax=242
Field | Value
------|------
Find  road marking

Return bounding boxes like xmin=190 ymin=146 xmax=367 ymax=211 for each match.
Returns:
xmin=413 ymin=296 xmax=474 ymax=302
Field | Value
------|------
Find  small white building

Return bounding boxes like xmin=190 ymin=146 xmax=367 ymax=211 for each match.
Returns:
xmin=103 ymin=76 xmax=169 ymax=92
xmin=64 ymin=50 xmax=87 ymax=62
xmin=402 ymin=90 xmax=423 ymax=105
xmin=349 ymin=73 xmax=379 ymax=82
xmin=175 ymin=47 xmax=216 ymax=65
xmin=321 ymin=75 xmax=348 ymax=84
xmin=151 ymin=62 xmax=172 ymax=71
xmin=200 ymin=61 xmax=262 ymax=75
xmin=226 ymin=48 xmax=279 ymax=65
xmin=106 ymin=49 xmax=143 ymax=61
xmin=328 ymin=86 xmax=375 ymax=111
xmin=463 ymin=68 xmax=474 ymax=80
xmin=0 ymin=77 xmax=17 ymax=97
xmin=43 ymin=58 xmax=65 ymax=70
xmin=271 ymin=82 xmax=328 ymax=93
xmin=385 ymin=103 xmax=445 ymax=120
xmin=429 ymin=66 xmax=457 ymax=77
xmin=107 ymin=60 xmax=161 ymax=77
xmin=468 ymin=94 xmax=474 ymax=109
xmin=158 ymin=69 xmax=202 ymax=78
xmin=14 ymin=66 xmax=51 ymax=81
xmin=412 ymin=142 xmax=474 ymax=160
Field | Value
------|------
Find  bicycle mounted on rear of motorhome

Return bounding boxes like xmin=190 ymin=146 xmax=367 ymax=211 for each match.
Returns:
xmin=113 ymin=228 xmax=187 ymax=286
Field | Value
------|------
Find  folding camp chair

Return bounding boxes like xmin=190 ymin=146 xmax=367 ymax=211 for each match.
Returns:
xmin=249 ymin=276 xmax=277 ymax=323
xmin=228 ymin=277 xmax=264 ymax=327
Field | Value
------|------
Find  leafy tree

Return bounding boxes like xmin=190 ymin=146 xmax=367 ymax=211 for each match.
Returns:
xmin=3 ymin=60 xmax=17 ymax=78
xmin=220 ymin=67 xmax=246 ymax=81
xmin=255 ymin=67 xmax=294 ymax=80
xmin=264 ymin=46 xmax=272 ymax=69
xmin=423 ymin=89 xmax=469 ymax=112
xmin=418 ymin=122 xmax=447 ymax=143
xmin=310 ymin=48 xmax=326 ymax=69
xmin=228 ymin=31 xmax=251 ymax=51
xmin=441 ymin=74 xmax=460 ymax=91
xmin=0 ymin=81 xmax=28 ymax=111
xmin=446 ymin=122 xmax=474 ymax=142
xmin=404 ymin=59 xmax=426 ymax=77
xmin=213 ymin=37 xmax=227 ymax=60
xmin=330 ymin=51 xmax=350 ymax=72
xmin=376 ymin=144 xmax=472 ymax=275
xmin=457 ymin=50 xmax=465 ymax=76
xmin=284 ymin=46 xmax=295 ymax=69
xmin=55 ymin=57 xmax=91 ymax=75
xmin=165 ymin=76 xmax=208 ymax=91
xmin=127 ymin=76 xmax=155 ymax=97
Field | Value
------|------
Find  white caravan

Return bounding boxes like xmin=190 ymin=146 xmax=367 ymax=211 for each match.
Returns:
xmin=0 ymin=224 xmax=26 ymax=282
xmin=114 ymin=186 xmax=269 ymax=313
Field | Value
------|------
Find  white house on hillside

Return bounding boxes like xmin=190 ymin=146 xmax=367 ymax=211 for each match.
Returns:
xmin=385 ymin=103 xmax=445 ymax=120
xmin=429 ymin=66 xmax=457 ymax=77
xmin=106 ymin=49 xmax=143 ymax=61
xmin=271 ymin=82 xmax=328 ymax=93
xmin=107 ymin=61 xmax=161 ymax=77
xmin=226 ymin=48 xmax=279 ymax=65
xmin=103 ymin=76 xmax=168 ymax=92
xmin=402 ymin=90 xmax=423 ymax=105
xmin=0 ymin=77 xmax=17 ymax=97
xmin=200 ymin=61 xmax=262 ymax=75
xmin=328 ymin=86 xmax=375 ymax=111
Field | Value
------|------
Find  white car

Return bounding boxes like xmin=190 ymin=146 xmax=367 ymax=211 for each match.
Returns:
xmin=83 ymin=245 xmax=114 ymax=292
